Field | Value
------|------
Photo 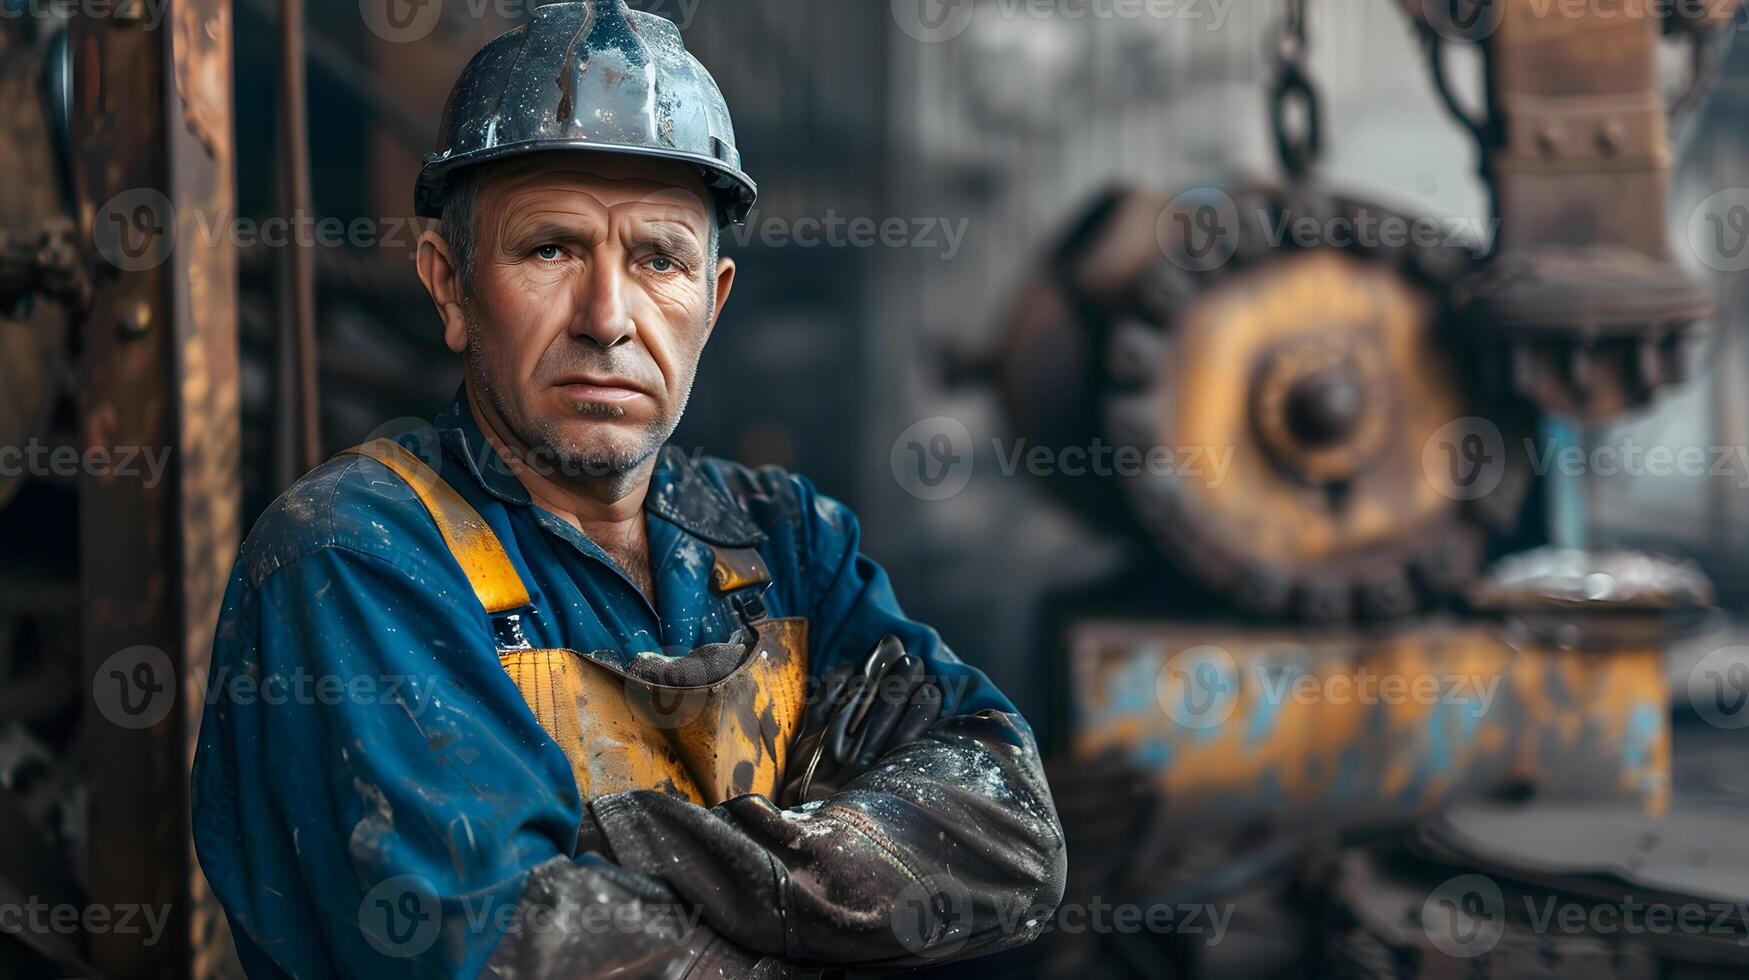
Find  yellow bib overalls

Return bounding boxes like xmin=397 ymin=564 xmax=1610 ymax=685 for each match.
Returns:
xmin=342 ymin=439 xmax=810 ymax=806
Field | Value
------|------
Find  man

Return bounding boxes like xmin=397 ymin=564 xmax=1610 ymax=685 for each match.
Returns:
xmin=192 ymin=2 xmax=1065 ymax=977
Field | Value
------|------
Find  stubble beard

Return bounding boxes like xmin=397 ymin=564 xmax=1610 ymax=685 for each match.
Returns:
xmin=463 ymin=306 xmax=693 ymax=488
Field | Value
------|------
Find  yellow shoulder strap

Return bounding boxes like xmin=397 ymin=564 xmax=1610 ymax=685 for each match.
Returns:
xmin=339 ymin=438 xmax=532 ymax=615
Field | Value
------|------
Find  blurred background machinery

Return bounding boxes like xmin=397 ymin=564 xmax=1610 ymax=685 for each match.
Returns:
xmin=977 ymin=3 xmax=1749 ymax=978
xmin=2 ymin=1 xmax=1749 ymax=978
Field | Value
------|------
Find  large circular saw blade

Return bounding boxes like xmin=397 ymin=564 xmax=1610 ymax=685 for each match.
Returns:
xmin=1106 ymin=245 xmax=1525 ymax=620
xmin=995 ymin=184 xmax=1532 ymax=621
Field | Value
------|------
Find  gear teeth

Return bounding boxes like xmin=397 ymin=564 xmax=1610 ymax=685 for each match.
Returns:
xmin=1566 ymin=342 xmax=1594 ymax=405
xmin=1412 ymin=528 xmax=1484 ymax=593
xmin=1510 ymin=343 xmax=1541 ymax=403
xmin=1663 ymin=331 xmax=1690 ymax=385
xmin=1105 ymin=321 xmax=1164 ymax=390
xmin=1360 ymin=569 xmax=1417 ymax=619
xmin=1635 ymin=335 xmax=1665 ymax=391
xmin=1298 ymin=580 xmax=1353 ymax=623
xmin=1235 ymin=566 xmax=1294 ymax=617
xmin=1136 ymin=261 xmax=1196 ymax=326
xmin=1467 ymin=456 xmax=1530 ymax=534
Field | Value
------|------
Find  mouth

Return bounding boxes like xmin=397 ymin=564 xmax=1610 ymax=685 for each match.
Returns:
xmin=552 ymin=376 xmax=652 ymax=403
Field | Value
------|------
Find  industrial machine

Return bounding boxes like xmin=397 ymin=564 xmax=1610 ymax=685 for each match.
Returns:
xmin=989 ymin=2 xmax=1748 ymax=976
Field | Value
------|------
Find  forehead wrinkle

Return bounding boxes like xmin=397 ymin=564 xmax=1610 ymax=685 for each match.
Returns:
xmin=483 ymin=158 xmax=711 ymax=211
xmin=488 ymin=196 xmax=608 ymax=256
xmin=611 ymin=203 xmax=709 ymax=245
xmin=496 ymin=190 xmax=611 ymax=227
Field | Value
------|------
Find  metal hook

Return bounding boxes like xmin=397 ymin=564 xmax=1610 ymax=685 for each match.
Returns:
xmin=1271 ymin=62 xmax=1323 ymax=182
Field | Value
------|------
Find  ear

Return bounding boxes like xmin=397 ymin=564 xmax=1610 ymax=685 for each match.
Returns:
xmin=415 ymin=227 xmax=471 ymax=354
xmin=706 ymin=256 xmax=736 ymax=335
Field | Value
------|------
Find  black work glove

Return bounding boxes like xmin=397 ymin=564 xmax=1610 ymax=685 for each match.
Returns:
xmin=574 ymin=808 xmax=612 ymax=860
xmin=779 ymin=634 xmax=943 ymax=806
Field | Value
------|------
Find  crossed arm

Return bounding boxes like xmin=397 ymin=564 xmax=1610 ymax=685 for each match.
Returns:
xmin=194 ymin=487 xmax=1064 ymax=978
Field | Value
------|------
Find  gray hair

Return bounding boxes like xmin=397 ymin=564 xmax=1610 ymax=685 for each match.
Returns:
xmin=437 ymin=166 xmax=722 ymax=295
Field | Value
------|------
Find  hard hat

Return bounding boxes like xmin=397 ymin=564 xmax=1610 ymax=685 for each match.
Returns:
xmin=414 ymin=1 xmax=757 ymax=225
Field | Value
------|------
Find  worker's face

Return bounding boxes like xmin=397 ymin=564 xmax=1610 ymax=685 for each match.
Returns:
xmin=419 ymin=154 xmax=734 ymax=481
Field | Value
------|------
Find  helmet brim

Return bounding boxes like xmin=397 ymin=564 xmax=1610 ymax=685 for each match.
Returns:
xmin=415 ymin=140 xmax=758 ymax=225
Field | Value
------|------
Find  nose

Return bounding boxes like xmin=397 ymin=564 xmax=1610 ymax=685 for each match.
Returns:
xmin=569 ymin=254 xmax=636 ymax=348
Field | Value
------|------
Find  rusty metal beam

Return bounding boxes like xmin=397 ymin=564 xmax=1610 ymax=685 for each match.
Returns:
xmin=278 ymin=0 xmax=320 ymax=474
xmin=70 ymin=0 xmax=239 ymax=976
xmin=1485 ymin=3 xmax=1672 ymax=255
xmin=169 ymin=1 xmax=243 ymax=976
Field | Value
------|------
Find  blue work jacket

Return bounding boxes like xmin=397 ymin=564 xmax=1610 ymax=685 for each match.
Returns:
xmin=191 ymin=389 xmax=1017 ymax=977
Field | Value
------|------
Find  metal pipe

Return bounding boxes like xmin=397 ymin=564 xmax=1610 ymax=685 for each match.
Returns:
xmin=278 ymin=0 xmax=320 ymax=473
xmin=239 ymin=0 xmax=430 ymax=153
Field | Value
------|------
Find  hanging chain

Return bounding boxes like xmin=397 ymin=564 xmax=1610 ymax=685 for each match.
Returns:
xmin=1271 ymin=0 xmax=1323 ymax=182
xmin=1670 ymin=27 xmax=1721 ymax=123
xmin=1280 ymin=0 xmax=1307 ymax=59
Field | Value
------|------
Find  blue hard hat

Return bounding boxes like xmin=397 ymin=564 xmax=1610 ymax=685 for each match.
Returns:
xmin=415 ymin=1 xmax=757 ymax=225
